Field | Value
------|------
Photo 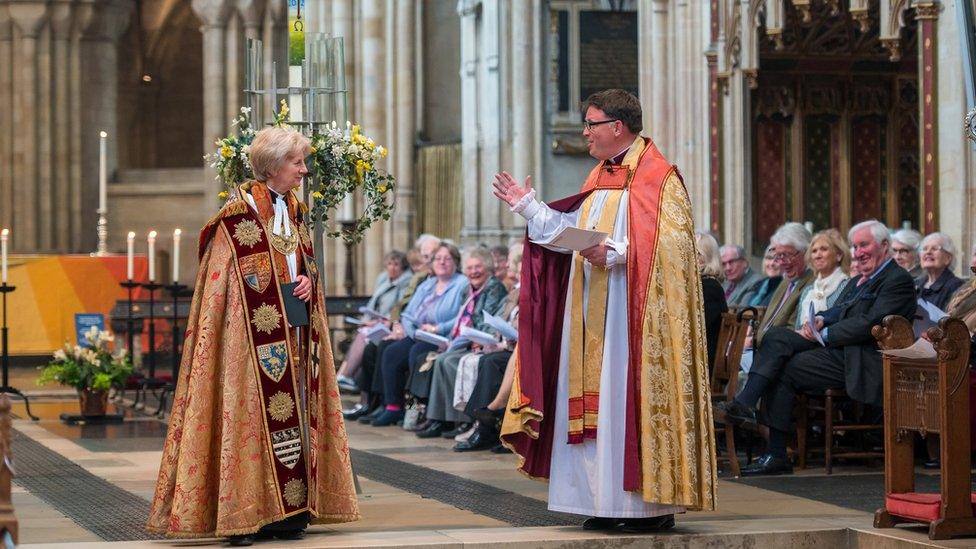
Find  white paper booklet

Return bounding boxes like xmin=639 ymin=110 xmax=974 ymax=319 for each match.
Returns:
xmin=914 ymin=298 xmax=948 ymax=339
xmin=540 ymin=226 xmax=608 ymax=252
xmin=362 ymin=323 xmax=391 ymax=344
xmin=880 ymin=337 xmax=937 ymax=360
xmin=460 ymin=326 xmax=500 ymax=346
xmin=806 ymin=301 xmax=825 ymax=346
xmin=358 ymin=306 xmax=390 ymax=321
xmin=414 ymin=329 xmax=450 ymax=350
xmin=344 ymin=316 xmax=364 ymax=326
xmin=483 ymin=311 xmax=518 ymax=341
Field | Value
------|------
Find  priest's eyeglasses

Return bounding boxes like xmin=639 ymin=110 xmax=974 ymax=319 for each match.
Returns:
xmin=583 ymin=118 xmax=618 ymax=130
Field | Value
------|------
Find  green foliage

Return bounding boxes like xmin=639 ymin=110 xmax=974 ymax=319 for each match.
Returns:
xmin=38 ymin=327 xmax=133 ymax=392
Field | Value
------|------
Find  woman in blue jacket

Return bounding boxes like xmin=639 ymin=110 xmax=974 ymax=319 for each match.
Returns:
xmin=371 ymin=242 xmax=470 ymax=425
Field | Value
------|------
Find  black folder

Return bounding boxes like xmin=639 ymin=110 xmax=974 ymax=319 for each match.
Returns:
xmin=280 ymin=282 xmax=309 ymax=327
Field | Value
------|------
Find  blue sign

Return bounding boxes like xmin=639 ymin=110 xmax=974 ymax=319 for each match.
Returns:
xmin=74 ymin=313 xmax=105 ymax=347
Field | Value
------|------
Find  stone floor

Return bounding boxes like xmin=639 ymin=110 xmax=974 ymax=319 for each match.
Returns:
xmin=3 ymin=379 xmax=974 ymax=548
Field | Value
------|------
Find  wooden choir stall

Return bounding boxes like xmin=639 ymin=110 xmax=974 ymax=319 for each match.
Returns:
xmin=872 ymin=316 xmax=976 ymax=540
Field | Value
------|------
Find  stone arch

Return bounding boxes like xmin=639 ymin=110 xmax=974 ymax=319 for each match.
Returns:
xmin=118 ymin=0 xmax=204 ymax=169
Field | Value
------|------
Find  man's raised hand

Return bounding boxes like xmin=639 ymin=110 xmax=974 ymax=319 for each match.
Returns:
xmin=493 ymin=172 xmax=533 ymax=208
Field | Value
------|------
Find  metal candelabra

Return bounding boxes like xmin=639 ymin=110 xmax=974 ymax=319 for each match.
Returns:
xmin=155 ymin=283 xmax=188 ymax=416
xmin=0 ymin=284 xmax=37 ymax=421
xmin=134 ymin=281 xmax=164 ymax=410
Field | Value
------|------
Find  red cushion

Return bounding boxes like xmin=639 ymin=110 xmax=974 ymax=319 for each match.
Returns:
xmin=885 ymin=492 xmax=976 ymax=523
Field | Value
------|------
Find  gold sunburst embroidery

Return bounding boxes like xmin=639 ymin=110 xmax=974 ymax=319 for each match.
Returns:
xmin=233 ymin=219 xmax=262 ymax=248
xmin=283 ymin=478 xmax=307 ymax=506
xmin=268 ymin=391 xmax=294 ymax=422
xmin=251 ymin=304 xmax=281 ymax=334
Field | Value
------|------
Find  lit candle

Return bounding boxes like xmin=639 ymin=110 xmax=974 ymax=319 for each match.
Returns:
xmin=126 ymin=231 xmax=135 ymax=280
xmin=172 ymin=229 xmax=181 ymax=283
xmin=147 ymin=230 xmax=157 ymax=282
xmin=1 ymin=229 xmax=8 ymax=284
xmin=99 ymin=131 xmax=107 ymax=213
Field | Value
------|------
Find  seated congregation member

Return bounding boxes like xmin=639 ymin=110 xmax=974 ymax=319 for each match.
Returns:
xmin=370 ymin=242 xmax=469 ymax=426
xmin=915 ymin=232 xmax=963 ymax=311
xmin=449 ymin=245 xmax=523 ymax=451
xmin=721 ymin=219 xmax=916 ymax=476
xmin=891 ymin=228 xmax=924 ymax=279
xmin=336 ymin=250 xmax=412 ymax=393
xmin=411 ymin=247 xmax=508 ymax=436
xmin=697 ymin=233 xmax=729 ymax=369
xmin=793 ymin=229 xmax=850 ymax=329
xmin=748 ymin=245 xmax=783 ymax=307
xmin=946 ymin=244 xmax=976 ymax=332
xmin=343 ymin=235 xmax=441 ymax=421
xmin=491 ymin=244 xmax=512 ymax=287
xmin=720 ymin=244 xmax=763 ymax=306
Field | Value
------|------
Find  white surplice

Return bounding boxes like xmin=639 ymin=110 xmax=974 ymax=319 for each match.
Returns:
xmin=514 ymin=189 xmax=685 ymax=518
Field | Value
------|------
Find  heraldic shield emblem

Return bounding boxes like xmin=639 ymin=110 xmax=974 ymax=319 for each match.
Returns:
xmin=257 ymin=341 xmax=288 ymax=382
xmin=271 ymin=427 xmax=303 ymax=469
xmin=240 ymin=252 xmax=272 ymax=293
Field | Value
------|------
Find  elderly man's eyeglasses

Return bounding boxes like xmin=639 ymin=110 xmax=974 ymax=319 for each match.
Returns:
xmin=772 ymin=250 xmax=801 ymax=262
xmin=583 ymin=119 xmax=618 ymax=131
xmin=891 ymin=247 xmax=914 ymax=256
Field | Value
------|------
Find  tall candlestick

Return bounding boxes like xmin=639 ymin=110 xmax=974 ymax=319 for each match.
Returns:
xmin=127 ymin=231 xmax=135 ymax=280
xmin=172 ymin=229 xmax=181 ymax=283
xmin=1 ymin=229 xmax=8 ymax=284
xmin=99 ymin=131 xmax=107 ymax=213
xmin=148 ymin=230 xmax=157 ymax=282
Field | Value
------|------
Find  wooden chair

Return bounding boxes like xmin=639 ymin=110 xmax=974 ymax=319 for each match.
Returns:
xmin=873 ymin=316 xmax=976 ymax=540
xmin=711 ymin=307 xmax=758 ymax=478
xmin=0 ymin=395 xmax=17 ymax=544
xmin=793 ymin=316 xmax=909 ymax=473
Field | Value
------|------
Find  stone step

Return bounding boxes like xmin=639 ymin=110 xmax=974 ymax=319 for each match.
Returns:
xmin=18 ymin=524 xmax=966 ymax=548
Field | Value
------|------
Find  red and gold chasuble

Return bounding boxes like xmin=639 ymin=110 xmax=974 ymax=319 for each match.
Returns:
xmin=501 ymin=138 xmax=717 ymax=511
xmin=148 ymin=182 xmax=359 ymax=537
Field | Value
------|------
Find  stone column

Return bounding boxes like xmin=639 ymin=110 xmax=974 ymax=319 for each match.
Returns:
xmin=649 ymin=0 xmax=671 ymax=153
xmin=192 ymin=0 xmax=231 ymax=188
xmin=8 ymin=1 xmax=47 ymax=251
xmin=81 ymin=0 xmax=133 ymax=252
xmin=458 ymin=0 xmax=480 ymax=243
xmin=70 ymin=0 xmax=93 ymax=251
xmin=392 ymin=0 xmax=416 ymax=248
xmin=915 ymin=1 xmax=939 ymax=234
xmin=360 ymin=0 xmax=387 ymax=292
xmin=50 ymin=0 xmax=73 ymax=251
xmin=0 ymin=4 xmax=12 ymax=235
xmin=509 ymin=0 xmax=534 ymax=235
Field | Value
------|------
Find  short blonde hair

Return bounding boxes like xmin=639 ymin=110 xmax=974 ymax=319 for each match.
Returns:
xmin=695 ymin=232 xmax=723 ymax=279
xmin=249 ymin=127 xmax=312 ymax=182
xmin=806 ymin=229 xmax=851 ymax=274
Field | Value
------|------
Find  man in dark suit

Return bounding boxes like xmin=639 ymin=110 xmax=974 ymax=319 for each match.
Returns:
xmin=718 ymin=219 xmax=916 ymax=475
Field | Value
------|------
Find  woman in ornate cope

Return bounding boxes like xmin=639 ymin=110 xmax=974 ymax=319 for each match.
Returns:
xmin=147 ymin=127 xmax=359 ymax=545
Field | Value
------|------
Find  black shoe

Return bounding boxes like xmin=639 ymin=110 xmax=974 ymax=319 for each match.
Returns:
xmin=923 ymin=458 xmax=941 ymax=470
xmin=581 ymin=516 xmax=621 ymax=530
xmin=406 ymin=418 xmax=431 ymax=433
xmin=416 ymin=420 xmax=450 ymax=439
xmin=713 ymin=400 xmax=757 ymax=427
xmin=227 ymin=535 xmax=255 ymax=546
xmin=342 ymin=403 xmax=369 ymax=420
xmin=471 ymin=406 xmax=503 ymax=428
xmin=358 ymin=406 xmax=384 ymax=424
xmin=453 ymin=429 xmax=497 ymax=452
xmin=490 ymin=443 xmax=512 ymax=454
xmin=443 ymin=422 xmax=472 ymax=438
xmin=618 ymin=514 xmax=675 ymax=533
xmin=740 ymin=452 xmax=793 ymax=476
xmin=273 ymin=528 xmax=305 ymax=540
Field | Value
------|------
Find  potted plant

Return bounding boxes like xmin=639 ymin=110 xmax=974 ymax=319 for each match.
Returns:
xmin=38 ymin=326 xmax=133 ymax=417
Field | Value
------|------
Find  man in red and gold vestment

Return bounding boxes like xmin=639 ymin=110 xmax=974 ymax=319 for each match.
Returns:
xmin=148 ymin=127 xmax=359 ymax=545
xmin=494 ymin=89 xmax=716 ymax=531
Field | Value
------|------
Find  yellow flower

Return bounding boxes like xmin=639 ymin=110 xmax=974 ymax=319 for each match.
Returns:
xmin=377 ymin=185 xmax=388 ymax=194
xmin=218 ymin=191 xmax=229 ymax=200
xmin=220 ymin=145 xmax=234 ymax=158
xmin=351 ymin=124 xmax=361 ymax=136
xmin=312 ymin=191 xmax=323 ymax=199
